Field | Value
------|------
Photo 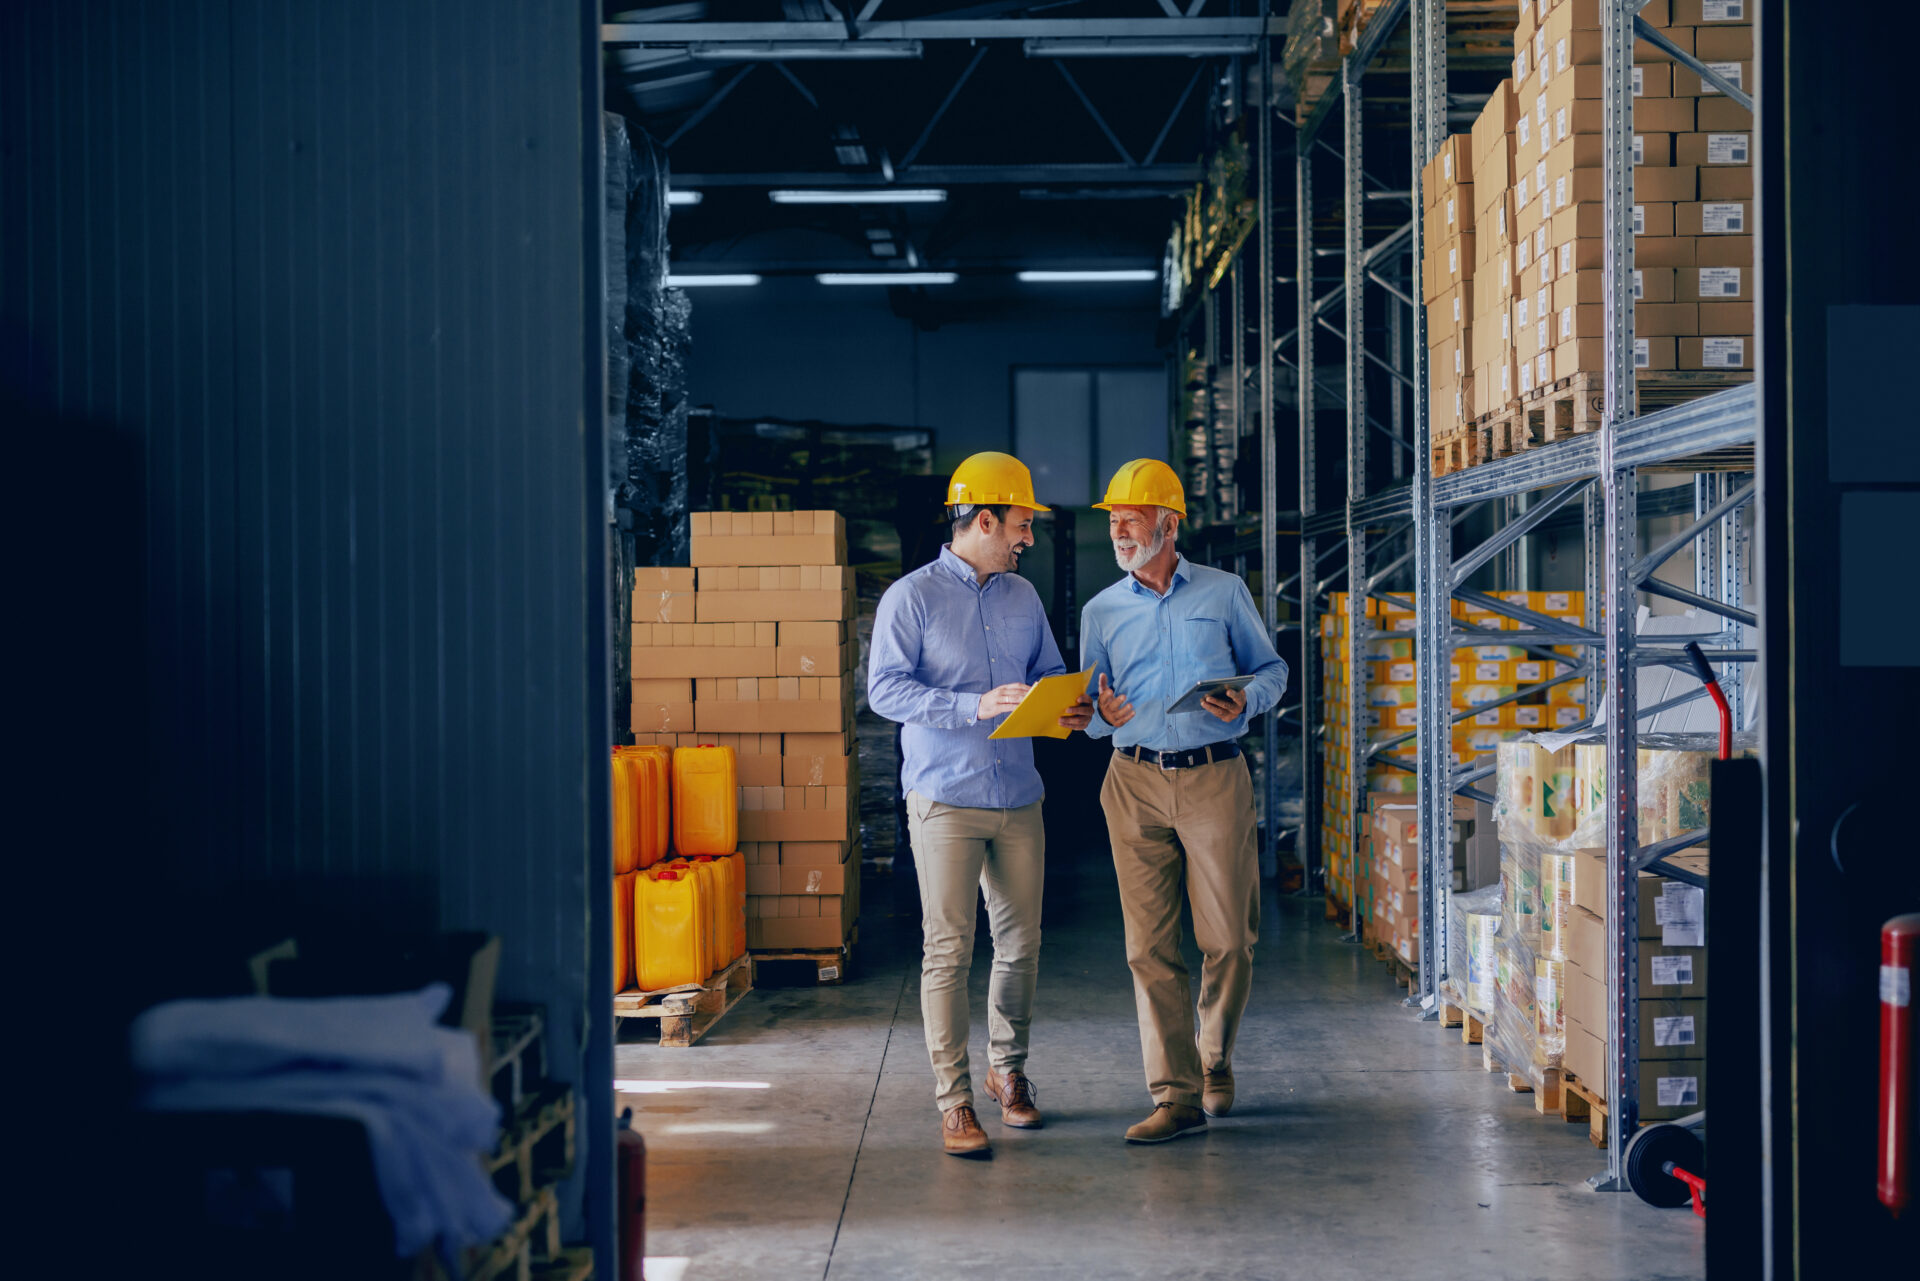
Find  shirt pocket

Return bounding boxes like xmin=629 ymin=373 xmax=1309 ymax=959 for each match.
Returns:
xmin=1179 ymin=615 xmax=1236 ymax=687
xmin=997 ymin=612 xmax=1041 ymax=676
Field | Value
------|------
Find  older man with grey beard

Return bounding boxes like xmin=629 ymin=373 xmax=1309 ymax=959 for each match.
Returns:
xmin=1078 ymin=458 xmax=1289 ymax=1144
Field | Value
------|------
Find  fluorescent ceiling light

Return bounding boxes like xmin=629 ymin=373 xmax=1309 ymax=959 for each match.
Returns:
xmin=1023 ymin=37 xmax=1258 ymax=57
xmin=769 ymin=188 xmax=947 ymax=206
xmin=816 ymin=272 xmax=958 ymax=286
xmin=687 ymin=40 xmax=923 ymax=61
xmin=666 ymin=273 xmax=761 ymax=287
xmin=667 ymin=190 xmax=702 ymax=207
xmin=1018 ymin=269 xmax=1159 ymax=283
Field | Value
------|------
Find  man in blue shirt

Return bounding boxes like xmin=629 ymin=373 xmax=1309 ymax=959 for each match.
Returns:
xmin=1080 ymin=459 xmax=1289 ymax=1144
xmin=869 ymin=451 xmax=1093 ymax=1157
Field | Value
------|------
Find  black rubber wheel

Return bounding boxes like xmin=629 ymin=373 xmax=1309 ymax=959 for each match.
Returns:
xmin=1625 ymin=1123 xmax=1706 ymax=1209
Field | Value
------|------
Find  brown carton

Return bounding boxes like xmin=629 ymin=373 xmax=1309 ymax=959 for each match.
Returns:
xmin=1699 ymin=166 xmax=1753 ymax=200
xmin=634 ymin=567 xmax=698 ymax=593
xmin=1694 ymin=234 xmax=1753 ymax=267
xmin=784 ymin=729 xmax=856 ymax=755
xmin=1635 ymin=336 xmax=1679 ymax=370
xmin=1677 ymin=200 xmax=1749 ymax=236
xmin=1674 ymin=60 xmax=1750 ymax=99
xmin=690 ymin=531 xmax=847 ymax=569
xmin=1694 ymin=24 xmax=1755 ymax=60
xmin=1680 ymin=263 xmax=1750 ymax=301
xmin=630 ymin=700 xmax=696 ymax=734
xmin=1634 ymin=202 xmax=1676 ymax=238
xmin=780 ymin=839 xmax=855 ymax=866
xmin=737 ymin=752 xmax=782 ymax=788
xmin=1427 ymin=285 xmax=1461 ymax=346
xmin=629 ymin=646 xmax=775 ymax=678
xmin=1697 ymin=301 xmax=1754 ymax=335
xmin=1675 ymin=130 xmax=1752 ymax=167
xmin=1636 ymin=132 xmax=1674 ymax=167
xmin=1553 ymin=337 xmax=1603 ymax=377
xmin=1671 ymin=0 xmax=1748 ymax=24
xmin=696 ymin=588 xmax=856 ymax=624
xmin=1636 ymin=165 xmax=1697 ymax=203
xmin=1550 ymin=202 xmax=1607 ymax=243
xmin=1637 ymin=302 xmax=1700 ymax=337
xmin=1634 ymin=266 xmax=1677 ymax=303
xmin=632 ymin=678 xmax=694 ymax=703
xmin=776 ymin=642 xmax=856 ymax=678
xmin=1636 ymin=235 xmax=1697 ymax=267
xmin=783 ymin=752 xmax=855 ymax=787
xmin=1694 ymin=96 xmax=1752 ymax=131
xmin=1635 ymin=63 xmax=1674 ymax=99
xmin=1636 ymin=96 xmax=1696 ymax=133
xmin=740 ymin=803 xmax=854 ymax=843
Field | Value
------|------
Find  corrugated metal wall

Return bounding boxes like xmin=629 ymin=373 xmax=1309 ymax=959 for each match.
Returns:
xmin=1 ymin=0 xmax=613 ymax=1262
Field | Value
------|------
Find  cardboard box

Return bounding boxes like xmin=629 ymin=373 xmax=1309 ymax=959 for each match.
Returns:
xmin=1636 ymin=165 xmax=1697 ymax=203
xmin=1564 ymin=1022 xmax=1608 ymax=1092
xmin=631 ymin=699 xmax=696 ymax=734
xmin=1699 ymin=166 xmax=1753 ymax=200
xmin=1635 ymin=336 xmax=1679 ymax=370
xmin=1634 ymin=63 xmax=1674 ymax=99
xmin=745 ymin=865 xmax=780 ymax=896
xmin=1672 ymin=0 xmax=1749 ymax=25
xmin=780 ymin=839 xmax=855 ymax=866
xmin=1695 ymin=96 xmax=1752 ymax=131
xmin=696 ymin=696 xmax=853 ymax=735
xmin=1565 ymin=961 xmax=1606 ymax=1037
xmin=689 ymin=510 xmax=848 ymax=566
xmin=780 ymin=849 xmax=855 ymax=895
xmin=1634 ymin=202 xmax=1676 ymax=237
xmin=1550 ymin=203 xmax=1606 ymax=243
xmin=1637 ymin=301 xmax=1700 ymax=337
xmin=1676 ymin=130 xmax=1751 ymax=167
xmin=630 ymin=645 xmax=777 ymax=679
xmin=737 ymin=752 xmax=782 ymax=788
xmin=1637 ymin=234 xmax=1697 ymax=267
xmin=784 ymin=729 xmax=855 ymax=756
xmin=1697 ymin=300 xmax=1754 ymax=334
xmin=631 ymin=678 xmax=694 ymax=703
xmin=696 ymin=588 xmax=856 ymax=624
xmin=1674 ymin=60 xmax=1750 ymax=98
xmin=1677 ymin=200 xmax=1749 ymax=236
xmin=1695 ymin=234 xmax=1753 ymax=267
xmin=1694 ymin=24 xmax=1755 ymax=60
xmin=631 ymin=590 xmax=695 ymax=624
xmin=1681 ymin=263 xmax=1749 ymax=301
xmin=698 ymin=564 xmax=855 ymax=593
xmin=1634 ymin=267 xmax=1676 ymax=303
xmin=1427 ymin=285 xmax=1462 ymax=346
xmin=1635 ymin=96 xmax=1695 ymax=133
xmin=740 ymin=803 xmax=853 ymax=844
xmin=783 ymin=752 xmax=855 ymax=787
xmin=634 ymin=567 xmax=698 ymax=593
xmin=776 ymin=642 xmax=856 ymax=678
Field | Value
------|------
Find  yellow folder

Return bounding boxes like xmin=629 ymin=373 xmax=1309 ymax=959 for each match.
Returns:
xmin=988 ymin=668 xmax=1098 ymax=740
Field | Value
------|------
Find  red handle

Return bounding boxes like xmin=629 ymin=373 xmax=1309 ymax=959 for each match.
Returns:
xmin=1683 ymin=642 xmax=1733 ymax=761
xmin=1665 ymin=1163 xmax=1708 ymax=1219
xmin=1881 ymin=915 xmax=1919 ymax=1219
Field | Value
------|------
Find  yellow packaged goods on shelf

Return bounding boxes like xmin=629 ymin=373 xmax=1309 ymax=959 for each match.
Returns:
xmin=639 ymin=865 xmax=711 ymax=990
xmin=612 ymin=752 xmax=643 ymax=876
xmin=615 ymin=744 xmax=671 ymax=869
xmin=672 ymin=744 xmax=738 ymax=855
xmin=615 ymin=871 xmax=637 ymax=991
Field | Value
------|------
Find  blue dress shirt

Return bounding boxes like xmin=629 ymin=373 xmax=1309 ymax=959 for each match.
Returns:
xmin=1080 ymin=554 xmax=1289 ymax=752
xmin=868 ymin=545 xmax=1068 ymax=809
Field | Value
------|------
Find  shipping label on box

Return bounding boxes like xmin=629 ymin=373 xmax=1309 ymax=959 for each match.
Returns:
xmin=1683 ymin=336 xmax=1749 ymax=369
xmin=1676 ymin=59 xmax=1748 ymax=97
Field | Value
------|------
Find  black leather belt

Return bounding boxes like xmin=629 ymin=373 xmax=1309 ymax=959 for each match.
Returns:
xmin=1118 ymin=742 xmax=1241 ymax=770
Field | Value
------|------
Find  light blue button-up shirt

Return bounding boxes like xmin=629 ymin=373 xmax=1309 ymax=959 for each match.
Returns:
xmin=868 ymin=545 xmax=1067 ymax=809
xmin=1080 ymin=554 xmax=1289 ymax=752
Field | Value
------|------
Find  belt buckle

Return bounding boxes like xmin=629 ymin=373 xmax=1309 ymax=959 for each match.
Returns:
xmin=1159 ymin=752 xmax=1176 ymax=773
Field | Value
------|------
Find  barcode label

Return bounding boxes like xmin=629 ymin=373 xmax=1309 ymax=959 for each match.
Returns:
xmin=1705 ymin=0 xmax=1744 ymax=20
xmin=1500 ymin=362 xmax=1511 ymax=392
xmin=1706 ymin=133 xmax=1750 ymax=165
xmin=1555 ymin=175 xmax=1567 ymax=209
xmin=1455 ymin=346 xmax=1464 ymax=374
xmin=1539 ymin=256 xmax=1551 ymax=288
xmin=1559 ymin=243 xmax=1574 ymax=273
xmin=1498 ymin=204 xmax=1508 ymax=236
xmin=1652 ymin=955 xmax=1695 ymax=986
xmin=1657 ymin=1076 xmax=1700 ymax=1107
xmin=1701 ymin=60 xmax=1744 ymax=94
xmin=1545 ymin=593 xmax=1569 ymax=610
xmin=1557 ymin=107 xmax=1569 ymax=144
xmin=1518 ymin=113 xmax=1532 ymax=147
xmin=1475 ymin=708 xmax=1501 ymax=725
xmin=1515 ymin=49 xmax=1529 ymax=84
xmin=1453 ymin=295 xmax=1462 ymax=321
xmin=1560 ymin=306 xmax=1574 ymax=340
xmin=1517 ymin=298 xmax=1530 ymax=326
xmin=1553 ymin=706 xmax=1582 ymax=726
xmin=1632 ymin=65 xmax=1644 ymax=97
xmin=1537 ymin=318 xmax=1549 ymax=348
xmin=1536 ymin=161 xmax=1547 ymax=197
xmin=1699 ymin=267 xmax=1743 ymax=297
xmin=1447 ymin=197 xmax=1456 ymax=226
xmin=1654 ymin=1015 xmax=1697 ymax=1047
xmin=1704 ymin=337 xmax=1746 ymax=367
xmin=1633 ymin=205 xmax=1647 ymax=235
xmin=1556 ymin=36 xmax=1569 ymax=73
xmin=1515 ymin=706 xmax=1543 ymax=727
xmin=1633 ymin=269 xmax=1645 ymax=300
xmin=1502 ymin=312 xmax=1512 ymax=340
xmin=1517 ymin=662 xmax=1544 ymax=680
xmin=1703 ymin=202 xmax=1745 ymax=233
xmin=1518 ymin=237 xmax=1531 ymax=269
xmin=1633 ymin=134 xmax=1645 ymax=165
xmin=1634 ymin=337 xmax=1650 ymax=368
xmin=1537 ymin=93 xmax=1548 ymax=129
xmin=1444 ymin=152 xmax=1453 ymax=181
xmin=1449 ymin=246 xmax=1459 ymax=275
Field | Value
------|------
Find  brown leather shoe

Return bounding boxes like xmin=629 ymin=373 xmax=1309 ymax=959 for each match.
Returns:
xmin=983 ymin=1069 xmax=1043 ymax=1129
xmin=942 ymin=1104 xmax=991 ymax=1157
xmin=1125 ymin=1102 xmax=1207 ymax=1144
xmin=1202 ymin=1066 xmax=1235 ymax=1118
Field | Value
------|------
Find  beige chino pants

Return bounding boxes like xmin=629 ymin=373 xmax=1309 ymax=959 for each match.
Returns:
xmin=1100 ymin=751 xmax=1260 ymax=1109
xmin=905 ymin=792 xmax=1046 ymax=1113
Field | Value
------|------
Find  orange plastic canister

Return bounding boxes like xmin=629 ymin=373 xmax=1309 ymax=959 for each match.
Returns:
xmin=638 ymin=867 xmax=709 ymax=990
xmin=618 ymin=745 xmax=671 ymax=869
xmin=672 ymin=745 xmax=738 ymax=856
xmin=721 ymin=850 xmax=746 ymax=960
xmin=611 ymin=752 xmax=642 ymax=876
xmin=614 ymin=871 xmax=637 ymax=991
xmin=692 ymin=856 xmax=736 ymax=972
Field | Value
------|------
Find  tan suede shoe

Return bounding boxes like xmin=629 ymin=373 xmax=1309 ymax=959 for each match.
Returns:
xmin=983 ymin=1069 xmax=1043 ymax=1129
xmin=942 ymin=1104 xmax=992 ymax=1157
xmin=1124 ymin=1102 xmax=1208 ymax=1144
xmin=1202 ymin=1067 xmax=1235 ymax=1118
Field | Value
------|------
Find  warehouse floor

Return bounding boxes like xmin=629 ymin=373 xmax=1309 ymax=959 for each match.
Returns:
xmin=619 ymin=858 xmax=1703 ymax=1281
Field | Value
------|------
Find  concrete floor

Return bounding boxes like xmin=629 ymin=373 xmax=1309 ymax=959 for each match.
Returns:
xmin=618 ymin=859 xmax=1704 ymax=1281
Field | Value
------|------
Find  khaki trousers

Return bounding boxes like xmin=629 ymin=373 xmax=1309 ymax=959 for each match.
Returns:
xmin=1100 ymin=751 xmax=1259 ymax=1108
xmin=905 ymin=792 xmax=1046 ymax=1113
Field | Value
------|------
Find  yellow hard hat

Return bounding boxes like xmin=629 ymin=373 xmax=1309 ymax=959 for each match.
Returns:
xmin=1093 ymin=458 xmax=1187 ymax=518
xmin=946 ymin=451 xmax=1051 ymax=512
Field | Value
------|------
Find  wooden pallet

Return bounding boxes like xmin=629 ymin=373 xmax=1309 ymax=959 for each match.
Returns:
xmin=1439 ymin=998 xmax=1486 ymax=1045
xmin=1504 ymin=1065 xmax=1566 ymax=1116
xmin=1519 ymin=372 xmax=1607 ymax=445
xmin=530 ymin=1250 xmax=593 ymax=1281
xmin=751 ymin=931 xmax=856 ymax=986
xmin=490 ymin=1003 xmax=548 ymax=1112
xmin=488 ymin=1084 xmax=577 ymax=1203
xmin=613 ymin=952 xmax=754 ymax=1047
xmin=1562 ymin=1072 xmax=1610 ymax=1148
xmin=462 ymin=1185 xmax=562 ymax=1281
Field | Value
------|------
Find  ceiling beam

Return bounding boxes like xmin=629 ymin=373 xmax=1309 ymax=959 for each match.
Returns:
xmin=667 ymin=164 xmax=1202 ymax=188
xmin=604 ymin=19 xmax=1282 ymax=44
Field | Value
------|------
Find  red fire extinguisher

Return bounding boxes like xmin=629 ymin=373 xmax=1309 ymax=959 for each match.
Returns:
xmin=1881 ymin=915 xmax=1919 ymax=1219
xmin=618 ymin=1106 xmax=647 ymax=1281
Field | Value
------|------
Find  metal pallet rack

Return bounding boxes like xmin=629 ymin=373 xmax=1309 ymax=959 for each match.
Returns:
xmin=1277 ymin=0 xmax=1758 ymax=1190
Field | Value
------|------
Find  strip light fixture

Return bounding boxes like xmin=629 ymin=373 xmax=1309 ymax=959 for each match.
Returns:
xmin=816 ymin=272 xmax=958 ymax=286
xmin=769 ymin=188 xmax=948 ymax=206
xmin=666 ymin=274 xmax=762 ymax=287
xmin=667 ymin=190 xmax=703 ymax=207
xmin=1022 ymin=37 xmax=1258 ymax=57
xmin=686 ymin=40 xmax=923 ymax=61
xmin=1017 ymin=269 xmax=1159 ymax=283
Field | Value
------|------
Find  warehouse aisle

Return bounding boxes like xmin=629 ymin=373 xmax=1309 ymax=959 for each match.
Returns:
xmin=620 ymin=860 xmax=1703 ymax=1281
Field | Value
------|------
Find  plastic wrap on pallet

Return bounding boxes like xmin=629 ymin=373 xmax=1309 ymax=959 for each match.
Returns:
xmin=621 ymin=124 xmax=683 ymax=565
xmin=1444 ymin=883 xmax=1502 ymax=1017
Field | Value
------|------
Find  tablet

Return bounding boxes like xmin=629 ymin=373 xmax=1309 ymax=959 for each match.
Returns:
xmin=1166 ymin=675 xmax=1254 ymax=717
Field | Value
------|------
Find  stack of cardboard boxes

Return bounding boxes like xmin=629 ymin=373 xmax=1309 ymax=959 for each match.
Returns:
xmin=1423 ymin=135 xmax=1477 ymax=445
xmin=630 ymin=510 xmax=863 ymax=952
xmin=1470 ymin=79 xmax=1520 ymax=423
xmin=1501 ymin=0 xmax=1754 ymax=398
xmin=1320 ymin=589 xmax=1586 ymax=915
xmin=1562 ymin=849 xmax=1710 ymax=1119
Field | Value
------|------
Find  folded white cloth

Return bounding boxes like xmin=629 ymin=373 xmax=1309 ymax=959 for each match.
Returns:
xmin=132 ymin=983 xmax=514 ymax=1258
